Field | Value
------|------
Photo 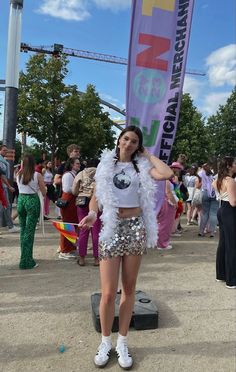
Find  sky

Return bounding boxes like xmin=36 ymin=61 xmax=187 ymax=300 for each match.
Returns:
xmin=0 ymin=0 xmax=235 ymax=139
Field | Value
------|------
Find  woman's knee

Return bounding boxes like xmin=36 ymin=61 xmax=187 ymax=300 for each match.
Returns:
xmin=122 ymin=282 xmax=136 ymax=296
xmin=101 ymin=291 xmax=117 ymax=305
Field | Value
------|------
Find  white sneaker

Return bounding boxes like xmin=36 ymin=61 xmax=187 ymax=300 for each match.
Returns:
xmin=170 ymin=232 xmax=182 ymax=237
xmin=225 ymin=284 xmax=236 ymax=289
xmin=58 ymin=252 xmax=77 ymax=260
xmin=33 ymin=263 xmax=39 ymax=268
xmin=116 ymin=343 xmax=133 ymax=370
xmin=94 ymin=342 xmax=112 ymax=367
xmin=157 ymin=245 xmax=173 ymax=251
xmin=8 ymin=226 xmax=20 ymax=233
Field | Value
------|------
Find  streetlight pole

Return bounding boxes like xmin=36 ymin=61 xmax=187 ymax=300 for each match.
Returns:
xmin=3 ymin=0 xmax=23 ymax=180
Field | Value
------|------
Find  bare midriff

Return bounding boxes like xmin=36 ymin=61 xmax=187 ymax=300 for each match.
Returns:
xmin=118 ymin=207 xmax=142 ymax=219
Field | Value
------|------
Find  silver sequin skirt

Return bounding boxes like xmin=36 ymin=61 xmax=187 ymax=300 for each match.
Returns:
xmin=99 ymin=216 xmax=147 ymax=260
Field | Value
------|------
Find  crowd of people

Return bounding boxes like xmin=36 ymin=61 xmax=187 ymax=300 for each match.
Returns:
xmin=0 ymin=128 xmax=236 ymax=369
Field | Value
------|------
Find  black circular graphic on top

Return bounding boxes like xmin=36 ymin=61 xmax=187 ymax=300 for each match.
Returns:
xmin=113 ymin=170 xmax=131 ymax=189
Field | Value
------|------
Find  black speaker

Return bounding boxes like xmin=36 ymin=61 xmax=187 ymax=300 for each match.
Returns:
xmin=91 ymin=290 xmax=158 ymax=332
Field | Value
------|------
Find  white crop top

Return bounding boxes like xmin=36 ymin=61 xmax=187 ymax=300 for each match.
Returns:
xmin=43 ymin=169 xmax=53 ymax=184
xmin=17 ymin=172 xmax=40 ymax=194
xmin=112 ymin=162 xmax=140 ymax=208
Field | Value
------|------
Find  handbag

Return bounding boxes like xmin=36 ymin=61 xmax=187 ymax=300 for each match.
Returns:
xmin=55 ymin=198 xmax=69 ymax=208
xmin=192 ymin=189 xmax=202 ymax=206
xmin=76 ymin=195 xmax=90 ymax=207
xmin=46 ymin=184 xmax=57 ymax=202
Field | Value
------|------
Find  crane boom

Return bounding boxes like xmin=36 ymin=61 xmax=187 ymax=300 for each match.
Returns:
xmin=21 ymin=43 xmax=206 ymax=76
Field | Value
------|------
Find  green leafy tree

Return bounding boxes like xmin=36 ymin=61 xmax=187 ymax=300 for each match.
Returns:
xmin=206 ymin=87 xmax=236 ymax=157
xmin=63 ymin=84 xmax=116 ymax=159
xmin=17 ymin=54 xmax=70 ymax=161
xmin=17 ymin=55 xmax=115 ymax=161
xmin=171 ymin=93 xmax=211 ymax=165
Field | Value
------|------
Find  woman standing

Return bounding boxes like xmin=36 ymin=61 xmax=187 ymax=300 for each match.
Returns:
xmin=184 ymin=165 xmax=198 ymax=225
xmin=212 ymin=157 xmax=236 ymax=289
xmin=42 ymin=160 xmax=54 ymax=219
xmin=58 ymin=157 xmax=80 ymax=260
xmin=79 ymin=126 xmax=173 ymax=369
xmin=17 ymin=154 xmax=47 ymax=269
xmin=72 ymin=159 xmax=101 ymax=266
xmin=198 ymin=163 xmax=218 ymax=237
xmin=157 ymin=179 xmax=178 ymax=250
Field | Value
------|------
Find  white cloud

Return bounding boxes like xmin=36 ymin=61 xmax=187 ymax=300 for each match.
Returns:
xmin=37 ymin=0 xmax=91 ymax=21
xmin=201 ymin=91 xmax=230 ymax=116
xmin=183 ymin=76 xmax=204 ymax=100
xmin=206 ymin=44 xmax=236 ymax=87
xmin=37 ymin=0 xmax=130 ymax=21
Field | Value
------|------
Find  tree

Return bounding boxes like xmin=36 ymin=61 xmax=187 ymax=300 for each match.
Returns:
xmin=17 ymin=54 xmax=71 ymax=161
xmin=17 ymin=55 xmax=115 ymax=161
xmin=170 ymin=93 xmax=211 ymax=165
xmin=206 ymin=87 xmax=236 ymax=157
xmin=64 ymin=84 xmax=115 ymax=159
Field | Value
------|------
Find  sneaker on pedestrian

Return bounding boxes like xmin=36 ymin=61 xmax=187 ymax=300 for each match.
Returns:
xmin=58 ymin=252 xmax=77 ymax=260
xmin=215 ymin=278 xmax=224 ymax=282
xmin=225 ymin=284 xmax=236 ymax=289
xmin=157 ymin=245 xmax=173 ymax=251
xmin=8 ymin=226 xmax=20 ymax=233
xmin=116 ymin=342 xmax=133 ymax=370
xmin=171 ymin=232 xmax=182 ymax=237
xmin=186 ymin=222 xmax=190 ymax=226
xmin=33 ymin=263 xmax=39 ymax=268
xmin=94 ymin=342 xmax=112 ymax=368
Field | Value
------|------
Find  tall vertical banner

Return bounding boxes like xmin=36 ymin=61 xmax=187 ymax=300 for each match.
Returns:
xmin=126 ymin=0 xmax=195 ymax=162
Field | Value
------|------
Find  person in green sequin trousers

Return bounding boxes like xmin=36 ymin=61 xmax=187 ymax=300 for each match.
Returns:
xmin=17 ymin=194 xmax=40 ymax=269
xmin=16 ymin=154 xmax=47 ymax=270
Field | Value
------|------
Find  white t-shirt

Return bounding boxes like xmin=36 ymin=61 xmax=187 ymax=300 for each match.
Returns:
xmin=112 ymin=162 xmax=140 ymax=208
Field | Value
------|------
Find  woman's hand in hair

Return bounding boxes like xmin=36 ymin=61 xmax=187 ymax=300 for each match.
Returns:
xmin=140 ymin=148 xmax=151 ymax=160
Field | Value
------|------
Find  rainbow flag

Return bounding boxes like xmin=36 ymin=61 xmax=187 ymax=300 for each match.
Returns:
xmin=52 ymin=221 xmax=78 ymax=244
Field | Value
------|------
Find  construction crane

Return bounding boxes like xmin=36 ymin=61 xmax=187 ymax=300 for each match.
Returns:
xmin=20 ymin=43 xmax=206 ymax=76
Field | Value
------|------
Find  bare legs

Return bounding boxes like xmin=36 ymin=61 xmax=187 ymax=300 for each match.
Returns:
xmin=99 ymin=257 xmax=121 ymax=336
xmin=99 ymin=255 xmax=142 ymax=336
xmin=119 ymin=255 xmax=142 ymax=335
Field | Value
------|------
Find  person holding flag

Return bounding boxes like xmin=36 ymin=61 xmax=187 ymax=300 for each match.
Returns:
xmin=79 ymin=126 xmax=173 ymax=369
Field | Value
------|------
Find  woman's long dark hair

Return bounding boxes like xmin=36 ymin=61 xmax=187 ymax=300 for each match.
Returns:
xmin=18 ymin=154 xmax=35 ymax=185
xmin=216 ymin=156 xmax=235 ymax=192
xmin=115 ymin=125 xmax=144 ymax=173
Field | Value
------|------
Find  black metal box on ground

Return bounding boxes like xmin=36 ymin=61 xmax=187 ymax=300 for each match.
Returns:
xmin=91 ymin=290 xmax=158 ymax=332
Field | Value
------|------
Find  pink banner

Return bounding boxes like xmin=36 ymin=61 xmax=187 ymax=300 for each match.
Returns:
xmin=126 ymin=0 xmax=195 ymax=162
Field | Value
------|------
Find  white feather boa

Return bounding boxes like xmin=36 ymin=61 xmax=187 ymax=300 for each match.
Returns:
xmin=95 ymin=149 xmax=158 ymax=248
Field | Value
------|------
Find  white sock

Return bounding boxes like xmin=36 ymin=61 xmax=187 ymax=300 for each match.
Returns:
xmin=117 ymin=333 xmax=128 ymax=345
xmin=102 ymin=334 xmax=112 ymax=347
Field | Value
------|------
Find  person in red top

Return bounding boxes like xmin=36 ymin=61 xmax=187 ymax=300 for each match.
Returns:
xmin=35 ymin=159 xmax=44 ymax=174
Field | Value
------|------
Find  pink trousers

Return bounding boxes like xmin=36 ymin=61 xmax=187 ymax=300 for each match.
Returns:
xmin=77 ymin=206 xmax=101 ymax=258
xmin=157 ymin=199 xmax=176 ymax=248
xmin=44 ymin=195 xmax=50 ymax=216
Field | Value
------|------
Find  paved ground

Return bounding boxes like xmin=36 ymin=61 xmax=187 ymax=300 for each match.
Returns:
xmin=0 ymin=212 xmax=235 ymax=372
